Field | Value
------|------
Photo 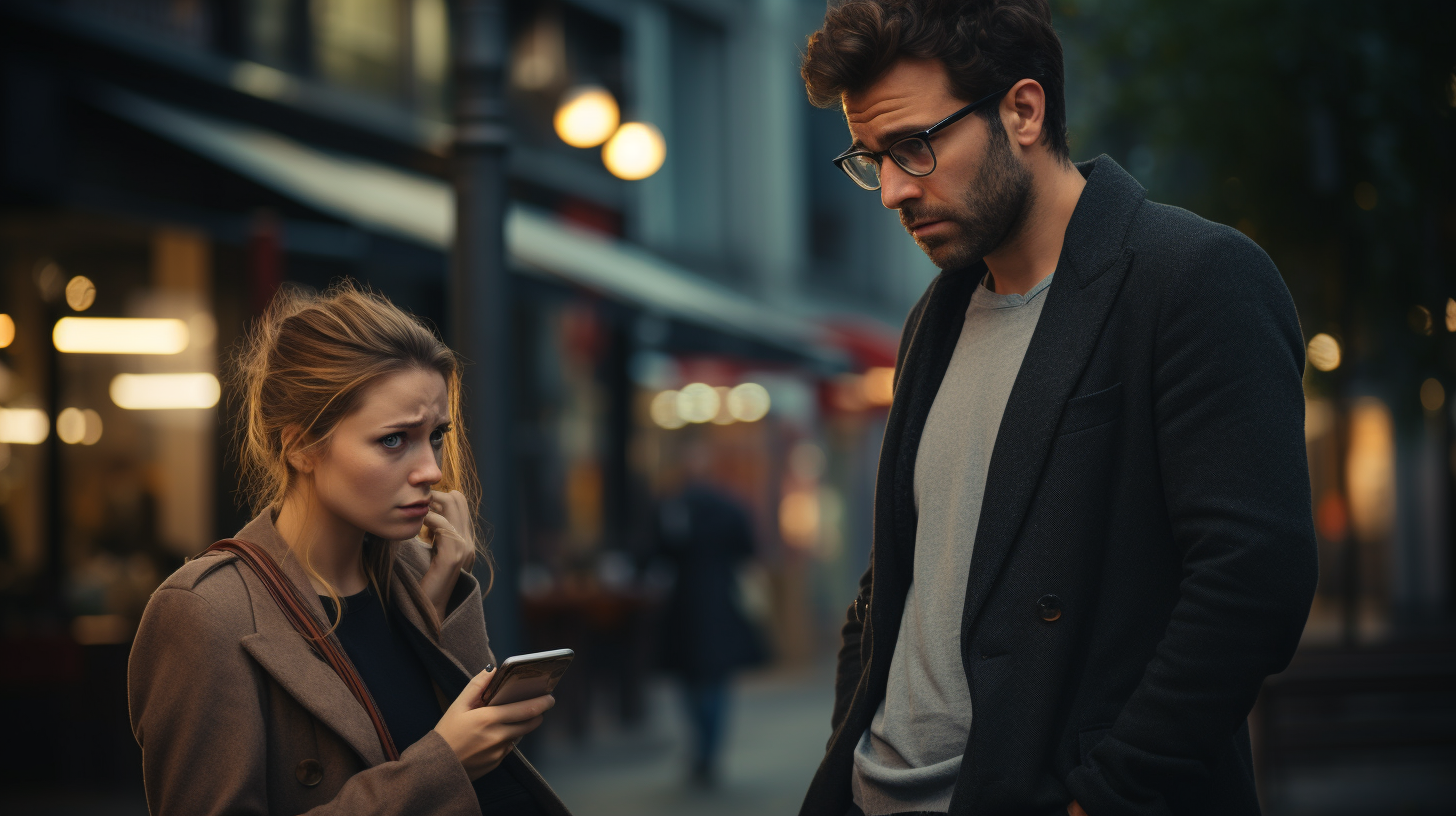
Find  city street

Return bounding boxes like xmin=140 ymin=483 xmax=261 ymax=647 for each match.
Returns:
xmin=536 ymin=663 xmax=836 ymax=816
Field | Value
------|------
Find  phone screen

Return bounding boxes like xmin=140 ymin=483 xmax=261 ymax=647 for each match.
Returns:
xmin=481 ymin=650 xmax=574 ymax=706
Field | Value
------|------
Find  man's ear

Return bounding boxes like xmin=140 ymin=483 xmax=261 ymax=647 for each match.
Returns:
xmin=281 ymin=425 xmax=316 ymax=474
xmin=1004 ymin=78 xmax=1047 ymax=149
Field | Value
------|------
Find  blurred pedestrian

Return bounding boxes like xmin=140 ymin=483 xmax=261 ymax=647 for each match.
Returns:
xmin=128 ymin=282 xmax=570 ymax=815
xmin=796 ymin=2 xmax=1317 ymax=816
xmin=654 ymin=438 xmax=767 ymax=787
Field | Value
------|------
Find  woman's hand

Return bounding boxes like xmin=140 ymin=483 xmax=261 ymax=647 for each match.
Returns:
xmin=434 ymin=665 xmax=554 ymax=779
xmin=417 ymin=489 xmax=475 ymax=623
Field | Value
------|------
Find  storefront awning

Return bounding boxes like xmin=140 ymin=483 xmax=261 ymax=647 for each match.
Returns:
xmin=94 ymin=87 xmax=843 ymax=369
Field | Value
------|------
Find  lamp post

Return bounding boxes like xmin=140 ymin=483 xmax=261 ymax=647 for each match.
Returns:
xmin=451 ymin=0 xmax=519 ymax=657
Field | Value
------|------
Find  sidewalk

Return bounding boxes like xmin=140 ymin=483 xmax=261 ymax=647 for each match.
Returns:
xmin=532 ymin=663 xmax=836 ymax=816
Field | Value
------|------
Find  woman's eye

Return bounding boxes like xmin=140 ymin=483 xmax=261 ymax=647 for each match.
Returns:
xmin=430 ymin=429 xmax=445 ymax=447
xmin=381 ymin=433 xmax=403 ymax=449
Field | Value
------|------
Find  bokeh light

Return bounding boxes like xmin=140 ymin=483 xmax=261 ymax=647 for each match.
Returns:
xmin=650 ymin=389 xmax=686 ymax=429
xmin=110 ymin=373 xmax=220 ymax=410
xmin=602 ymin=122 xmax=666 ymax=181
xmin=1307 ymin=333 xmax=1341 ymax=372
xmin=1420 ymin=378 xmax=1445 ymax=413
xmin=56 ymin=407 xmax=103 ymax=445
xmin=0 ymin=407 xmax=50 ymax=444
xmin=676 ymin=382 xmax=719 ymax=424
xmin=65 ymin=276 xmax=96 ymax=311
xmin=54 ymin=317 xmax=190 ymax=354
xmin=726 ymin=383 xmax=770 ymax=422
xmin=554 ymin=86 xmax=620 ymax=148
xmin=862 ymin=367 xmax=895 ymax=406
xmin=0 ymin=314 xmax=13 ymax=348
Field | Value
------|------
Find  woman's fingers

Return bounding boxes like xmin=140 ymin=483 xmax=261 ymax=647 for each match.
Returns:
xmin=480 ymin=694 xmax=555 ymax=724
xmin=450 ymin=664 xmax=495 ymax=712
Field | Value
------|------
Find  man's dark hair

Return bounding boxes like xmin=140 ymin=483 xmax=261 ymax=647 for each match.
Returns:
xmin=802 ymin=0 xmax=1070 ymax=161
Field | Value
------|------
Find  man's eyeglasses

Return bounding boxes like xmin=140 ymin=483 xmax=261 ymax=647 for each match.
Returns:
xmin=832 ymin=86 xmax=1012 ymax=191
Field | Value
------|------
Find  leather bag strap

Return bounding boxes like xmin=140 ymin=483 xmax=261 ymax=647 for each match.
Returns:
xmin=206 ymin=538 xmax=401 ymax=762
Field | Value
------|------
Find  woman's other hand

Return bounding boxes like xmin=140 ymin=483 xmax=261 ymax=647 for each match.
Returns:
xmin=434 ymin=665 xmax=554 ymax=779
xmin=418 ymin=489 xmax=474 ymax=622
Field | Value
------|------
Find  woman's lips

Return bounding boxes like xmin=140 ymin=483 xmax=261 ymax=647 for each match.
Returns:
xmin=399 ymin=503 xmax=429 ymax=519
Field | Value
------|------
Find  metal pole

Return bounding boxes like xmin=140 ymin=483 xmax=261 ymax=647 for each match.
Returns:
xmin=451 ymin=0 xmax=519 ymax=658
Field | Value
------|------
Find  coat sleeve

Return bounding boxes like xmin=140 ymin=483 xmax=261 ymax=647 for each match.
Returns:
xmin=1065 ymin=228 xmax=1318 ymax=815
xmin=129 ymin=585 xmax=479 ymax=816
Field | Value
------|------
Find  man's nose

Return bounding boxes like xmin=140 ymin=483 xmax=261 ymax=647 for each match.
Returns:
xmin=879 ymin=160 xmax=923 ymax=210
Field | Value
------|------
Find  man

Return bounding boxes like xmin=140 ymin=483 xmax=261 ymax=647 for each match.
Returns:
xmin=796 ymin=2 xmax=1318 ymax=816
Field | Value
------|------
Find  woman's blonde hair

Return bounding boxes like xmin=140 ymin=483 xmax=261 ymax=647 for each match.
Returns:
xmin=232 ymin=280 xmax=486 ymax=625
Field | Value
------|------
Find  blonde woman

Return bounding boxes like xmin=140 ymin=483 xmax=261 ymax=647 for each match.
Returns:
xmin=128 ymin=283 xmax=568 ymax=815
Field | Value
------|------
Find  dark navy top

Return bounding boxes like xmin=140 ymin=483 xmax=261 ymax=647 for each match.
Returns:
xmin=323 ymin=585 xmax=543 ymax=814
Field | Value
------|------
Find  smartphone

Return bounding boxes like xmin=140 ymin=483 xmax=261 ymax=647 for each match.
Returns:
xmin=479 ymin=649 xmax=574 ymax=706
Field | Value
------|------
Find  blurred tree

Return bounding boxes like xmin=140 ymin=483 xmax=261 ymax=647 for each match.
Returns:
xmin=1060 ymin=0 xmax=1455 ymax=410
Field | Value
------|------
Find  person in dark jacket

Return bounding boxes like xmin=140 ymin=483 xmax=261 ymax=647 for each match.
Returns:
xmin=795 ymin=2 xmax=1318 ymax=816
xmin=655 ymin=439 xmax=767 ymax=787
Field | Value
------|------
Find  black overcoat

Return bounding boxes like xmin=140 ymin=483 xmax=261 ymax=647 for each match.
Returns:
xmin=799 ymin=157 xmax=1318 ymax=816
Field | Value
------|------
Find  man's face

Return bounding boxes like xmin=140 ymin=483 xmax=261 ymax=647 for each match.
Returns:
xmin=844 ymin=58 xmax=1033 ymax=270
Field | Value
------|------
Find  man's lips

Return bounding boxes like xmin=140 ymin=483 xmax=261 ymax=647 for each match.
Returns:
xmin=908 ymin=219 xmax=949 ymax=235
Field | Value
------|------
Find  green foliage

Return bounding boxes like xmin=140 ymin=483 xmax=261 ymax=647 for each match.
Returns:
xmin=1058 ymin=0 xmax=1456 ymax=412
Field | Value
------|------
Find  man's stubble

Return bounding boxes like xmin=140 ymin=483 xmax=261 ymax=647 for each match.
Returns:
xmin=901 ymin=118 xmax=1035 ymax=271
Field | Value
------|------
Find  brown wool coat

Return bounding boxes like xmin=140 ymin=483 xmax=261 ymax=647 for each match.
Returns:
xmin=128 ymin=512 xmax=572 ymax=816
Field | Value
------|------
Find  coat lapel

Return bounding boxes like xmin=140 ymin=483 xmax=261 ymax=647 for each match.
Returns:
xmin=958 ymin=156 xmax=1146 ymax=634
xmin=225 ymin=513 xmax=389 ymax=767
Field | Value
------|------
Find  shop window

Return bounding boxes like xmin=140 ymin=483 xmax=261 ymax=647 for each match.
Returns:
xmin=0 ymin=216 xmax=218 ymax=639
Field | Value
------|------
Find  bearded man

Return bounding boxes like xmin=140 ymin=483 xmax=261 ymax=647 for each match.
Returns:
xmin=796 ymin=2 xmax=1318 ymax=816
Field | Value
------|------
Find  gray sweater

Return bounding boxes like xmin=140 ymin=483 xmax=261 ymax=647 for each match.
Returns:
xmin=851 ymin=271 xmax=1054 ymax=815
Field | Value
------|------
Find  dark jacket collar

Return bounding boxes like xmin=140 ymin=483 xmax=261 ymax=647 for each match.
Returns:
xmin=1059 ymin=155 xmax=1147 ymax=289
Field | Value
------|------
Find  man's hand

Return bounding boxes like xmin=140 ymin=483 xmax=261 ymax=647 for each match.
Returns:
xmin=1067 ymin=800 xmax=1088 ymax=816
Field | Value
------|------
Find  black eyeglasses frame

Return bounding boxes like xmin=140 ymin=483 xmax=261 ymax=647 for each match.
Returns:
xmin=831 ymin=85 xmax=1013 ymax=191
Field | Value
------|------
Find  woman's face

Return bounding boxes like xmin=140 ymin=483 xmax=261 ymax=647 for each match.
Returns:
xmin=305 ymin=367 xmax=451 ymax=542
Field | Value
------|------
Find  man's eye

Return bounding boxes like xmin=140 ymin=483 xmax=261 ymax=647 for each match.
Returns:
xmin=381 ymin=434 xmax=403 ymax=449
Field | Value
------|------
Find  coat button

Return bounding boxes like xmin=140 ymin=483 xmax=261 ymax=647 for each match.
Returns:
xmin=1037 ymin=594 xmax=1063 ymax=622
xmin=296 ymin=758 xmax=324 ymax=787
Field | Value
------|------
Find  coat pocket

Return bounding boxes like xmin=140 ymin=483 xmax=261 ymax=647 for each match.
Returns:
xmin=1058 ymin=382 xmax=1123 ymax=436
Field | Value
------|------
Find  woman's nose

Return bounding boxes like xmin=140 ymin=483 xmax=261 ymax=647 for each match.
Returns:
xmin=411 ymin=450 xmax=443 ymax=485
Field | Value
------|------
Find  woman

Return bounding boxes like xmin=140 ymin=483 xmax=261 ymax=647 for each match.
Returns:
xmin=128 ymin=282 xmax=569 ymax=815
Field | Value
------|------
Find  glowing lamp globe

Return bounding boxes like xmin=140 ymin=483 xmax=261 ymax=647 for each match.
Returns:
xmin=554 ymin=87 xmax=620 ymax=148
xmin=602 ymin=123 xmax=666 ymax=181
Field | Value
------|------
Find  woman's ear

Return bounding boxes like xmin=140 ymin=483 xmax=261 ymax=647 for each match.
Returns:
xmin=281 ymin=425 xmax=316 ymax=474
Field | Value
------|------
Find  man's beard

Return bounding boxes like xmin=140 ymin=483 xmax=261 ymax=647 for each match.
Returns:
xmin=900 ymin=121 xmax=1035 ymax=271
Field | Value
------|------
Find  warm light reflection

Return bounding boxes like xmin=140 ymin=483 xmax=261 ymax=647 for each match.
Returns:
xmin=1307 ymin=333 xmax=1341 ymax=372
xmin=711 ymin=386 xmax=735 ymax=425
xmin=863 ymin=367 xmax=895 ymax=406
xmin=1421 ymin=378 xmax=1446 ymax=413
xmin=54 ymin=317 xmax=189 ymax=355
xmin=0 ymin=407 xmax=50 ymax=444
xmin=602 ymin=122 xmax=666 ymax=180
xmin=65 ymin=276 xmax=96 ymax=311
xmin=0 ymin=314 xmax=13 ymax=348
xmin=780 ymin=490 xmax=820 ymax=549
xmin=1346 ymin=397 xmax=1394 ymax=544
xmin=554 ymin=86 xmax=620 ymax=148
xmin=676 ymin=382 xmax=719 ymax=424
xmin=1446 ymin=298 xmax=1456 ymax=333
xmin=650 ymin=389 xmax=686 ymax=430
xmin=110 ymin=373 xmax=220 ymax=410
xmin=727 ymin=383 xmax=771 ymax=422
xmin=57 ymin=407 xmax=103 ymax=445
